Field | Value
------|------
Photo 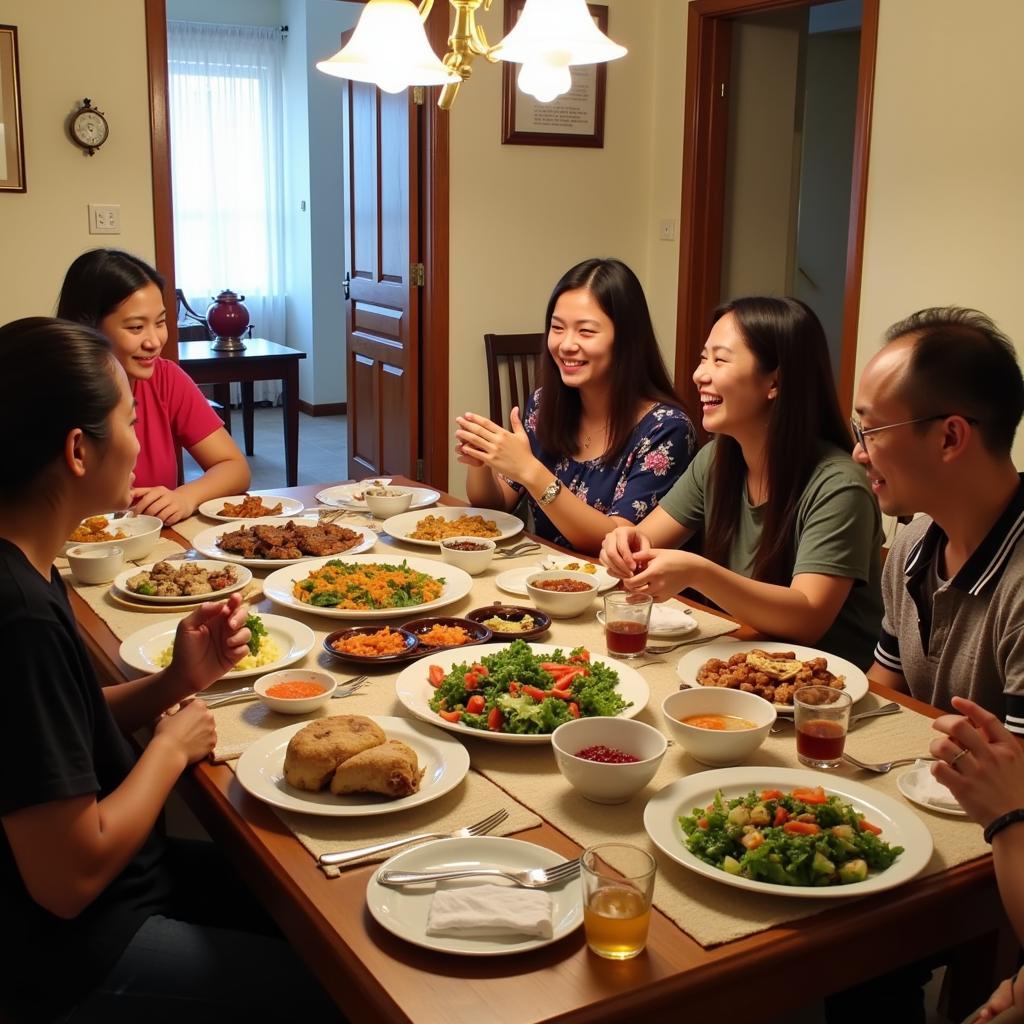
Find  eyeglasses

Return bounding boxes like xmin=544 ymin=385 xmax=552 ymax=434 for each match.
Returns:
xmin=850 ymin=413 xmax=978 ymax=449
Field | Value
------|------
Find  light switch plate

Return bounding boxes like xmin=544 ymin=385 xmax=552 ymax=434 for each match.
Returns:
xmin=88 ymin=204 xmax=121 ymax=234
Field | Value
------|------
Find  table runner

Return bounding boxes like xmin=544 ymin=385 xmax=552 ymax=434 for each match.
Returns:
xmin=66 ymin=513 xmax=989 ymax=946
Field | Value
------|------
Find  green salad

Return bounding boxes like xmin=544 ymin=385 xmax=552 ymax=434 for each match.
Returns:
xmin=679 ymin=786 xmax=904 ymax=887
xmin=426 ymin=639 xmax=631 ymax=735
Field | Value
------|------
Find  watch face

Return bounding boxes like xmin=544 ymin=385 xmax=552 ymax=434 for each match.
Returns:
xmin=74 ymin=111 xmax=108 ymax=146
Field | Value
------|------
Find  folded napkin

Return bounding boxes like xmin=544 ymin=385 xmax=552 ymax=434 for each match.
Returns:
xmin=905 ymin=759 xmax=962 ymax=810
xmin=426 ymin=883 xmax=553 ymax=939
xmin=649 ymin=603 xmax=694 ymax=633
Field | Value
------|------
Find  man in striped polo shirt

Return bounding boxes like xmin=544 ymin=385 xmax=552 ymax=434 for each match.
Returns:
xmin=852 ymin=306 xmax=1024 ymax=737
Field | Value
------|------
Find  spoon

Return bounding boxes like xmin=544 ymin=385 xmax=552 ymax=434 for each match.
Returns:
xmin=770 ymin=701 xmax=901 ymax=734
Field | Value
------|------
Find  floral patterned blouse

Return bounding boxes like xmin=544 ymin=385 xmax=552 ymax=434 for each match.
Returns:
xmin=506 ymin=387 xmax=696 ymax=547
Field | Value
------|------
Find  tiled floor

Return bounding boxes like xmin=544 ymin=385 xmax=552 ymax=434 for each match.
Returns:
xmin=184 ymin=405 xmax=348 ymax=490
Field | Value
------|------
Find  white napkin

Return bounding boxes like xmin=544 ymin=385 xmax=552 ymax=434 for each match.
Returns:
xmin=649 ymin=603 xmax=694 ymax=633
xmin=907 ymin=759 xmax=962 ymax=809
xmin=426 ymin=883 xmax=553 ymax=939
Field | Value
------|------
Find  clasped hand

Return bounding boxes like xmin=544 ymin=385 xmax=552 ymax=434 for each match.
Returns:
xmin=130 ymin=485 xmax=196 ymax=525
xmin=454 ymin=408 xmax=533 ymax=480
xmin=600 ymin=526 xmax=697 ymax=601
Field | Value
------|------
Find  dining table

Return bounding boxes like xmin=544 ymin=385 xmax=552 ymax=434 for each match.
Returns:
xmin=65 ymin=479 xmax=1017 ymax=1024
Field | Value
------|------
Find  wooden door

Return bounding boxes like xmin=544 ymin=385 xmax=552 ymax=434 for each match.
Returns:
xmin=341 ymin=82 xmax=419 ymax=479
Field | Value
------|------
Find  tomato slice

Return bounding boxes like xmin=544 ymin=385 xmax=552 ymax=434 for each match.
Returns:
xmin=773 ymin=807 xmax=790 ymax=827
xmin=508 ymin=681 xmax=521 ymax=696
xmin=783 ymin=821 xmax=821 ymax=835
xmin=464 ymin=672 xmax=479 ymax=690
xmin=760 ymin=789 xmax=784 ymax=801
xmin=487 ymin=707 xmax=504 ymax=731
xmin=439 ymin=709 xmax=461 ymax=723
xmin=427 ymin=665 xmax=445 ymax=688
xmin=471 ymin=663 xmax=488 ymax=676
xmin=791 ymin=786 xmax=828 ymax=805
xmin=568 ymin=701 xmax=580 ymax=719
xmin=522 ymin=684 xmax=548 ymax=701
xmin=858 ymin=819 xmax=882 ymax=835
xmin=466 ymin=695 xmax=485 ymax=715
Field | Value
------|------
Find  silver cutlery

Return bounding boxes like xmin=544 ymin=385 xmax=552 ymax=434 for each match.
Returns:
xmin=200 ymin=674 xmax=368 ymax=709
xmin=841 ymin=752 xmax=934 ymax=774
xmin=645 ymin=635 xmax=720 ymax=657
xmin=377 ymin=856 xmax=581 ymax=890
xmin=494 ymin=542 xmax=542 ymax=558
xmin=770 ymin=701 xmax=902 ymax=735
xmin=318 ymin=807 xmax=509 ymax=867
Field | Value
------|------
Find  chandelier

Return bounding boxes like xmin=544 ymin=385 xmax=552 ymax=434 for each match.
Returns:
xmin=315 ymin=0 xmax=627 ymax=110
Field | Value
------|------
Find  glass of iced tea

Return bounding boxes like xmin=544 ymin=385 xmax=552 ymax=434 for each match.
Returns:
xmin=581 ymin=843 xmax=656 ymax=960
xmin=603 ymin=592 xmax=653 ymax=658
xmin=794 ymin=685 xmax=852 ymax=769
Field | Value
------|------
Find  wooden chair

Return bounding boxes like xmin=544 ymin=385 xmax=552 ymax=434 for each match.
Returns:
xmin=483 ymin=332 xmax=545 ymax=427
xmin=175 ymin=288 xmax=211 ymax=341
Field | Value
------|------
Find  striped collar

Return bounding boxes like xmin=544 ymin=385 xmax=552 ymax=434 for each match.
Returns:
xmin=903 ymin=475 xmax=1024 ymax=596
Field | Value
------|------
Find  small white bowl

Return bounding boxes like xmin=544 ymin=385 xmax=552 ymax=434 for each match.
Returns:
xmin=525 ymin=570 xmax=598 ymax=619
xmin=254 ymin=669 xmax=337 ymax=714
xmin=552 ymin=718 xmax=667 ymax=804
xmin=362 ymin=488 xmax=414 ymax=518
xmin=66 ymin=544 xmax=125 ymax=585
xmin=439 ymin=535 xmax=496 ymax=575
xmin=661 ymin=687 xmax=776 ymax=766
xmin=64 ymin=514 xmax=163 ymax=561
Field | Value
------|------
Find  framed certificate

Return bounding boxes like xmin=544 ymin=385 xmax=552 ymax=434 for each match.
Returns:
xmin=0 ymin=25 xmax=26 ymax=192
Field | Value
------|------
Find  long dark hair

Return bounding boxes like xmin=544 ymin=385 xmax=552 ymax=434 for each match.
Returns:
xmin=0 ymin=317 xmax=120 ymax=499
xmin=57 ymin=248 xmax=165 ymax=328
xmin=535 ymin=258 xmax=683 ymax=465
xmin=703 ymin=297 xmax=852 ymax=585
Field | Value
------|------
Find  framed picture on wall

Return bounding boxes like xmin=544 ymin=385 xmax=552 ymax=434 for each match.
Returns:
xmin=0 ymin=25 xmax=26 ymax=192
xmin=500 ymin=1 xmax=609 ymax=149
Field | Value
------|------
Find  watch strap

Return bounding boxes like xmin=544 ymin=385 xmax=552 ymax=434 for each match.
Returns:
xmin=983 ymin=808 xmax=1024 ymax=844
xmin=538 ymin=478 xmax=562 ymax=506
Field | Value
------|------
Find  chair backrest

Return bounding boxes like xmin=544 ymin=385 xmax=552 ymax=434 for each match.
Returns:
xmin=484 ymin=332 xmax=545 ymax=426
xmin=175 ymin=288 xmax=211 ymax=340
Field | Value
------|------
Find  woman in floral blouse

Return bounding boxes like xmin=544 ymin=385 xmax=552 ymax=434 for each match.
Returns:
xmin=456 ymin=258 xmax=695 ymax=554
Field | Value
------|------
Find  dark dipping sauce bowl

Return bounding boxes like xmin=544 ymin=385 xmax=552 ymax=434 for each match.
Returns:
xmin=464 ymin=604 xmax=552 ymax=642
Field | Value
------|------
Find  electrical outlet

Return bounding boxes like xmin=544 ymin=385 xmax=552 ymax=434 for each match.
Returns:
xmin=659 ymin=219 xmax=676 ymax=241
xmin=88 ymin=204 xmax=121 ymax=234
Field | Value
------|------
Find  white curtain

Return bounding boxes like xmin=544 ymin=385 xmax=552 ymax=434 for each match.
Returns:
xmin=168 ymin=21 xmax=286 ymax=404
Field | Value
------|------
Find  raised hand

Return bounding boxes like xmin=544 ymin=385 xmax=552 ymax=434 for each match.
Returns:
xmin=454 ymin=407 xmax=534 ymax=482
xmin=167 ymin=592 xmax=251 ymax=695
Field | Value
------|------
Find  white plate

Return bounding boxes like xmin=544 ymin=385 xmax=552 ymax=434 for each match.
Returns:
xmin=597 ymin=605 xmax=698 ymax=638
xmin=197 ymin=495 xmax=305 ymax=521
xmin=112 ymin=559 xmax=253 ymax=605
xmin=394 ymin=642 xmax=650 ymax=744
xmin=676 ymin=640 xmax=869 ymax=712
xmin=644 ymin=766 xmax=933 ymax=899
xmin=118 ymin=613 xmax=315 ymax=679
xmin=234 ymin=716 xmax=470 ymax=817
xmin=383 ymin=507 xmax=524 ymax=547
xmin=316 ymin=481 xmax=441 ymax=511
xmin=897 ymin=764 xmax=966 ymax=817
xmin=496 ymin=562 xmax=617 ymax=597
xmin=366 ymin=836 xmax=583 ymax=955
xmin=191 ymin=517 xmax=377 ymax=567
xmin=263 ymin=553 xmax=474 ymax=620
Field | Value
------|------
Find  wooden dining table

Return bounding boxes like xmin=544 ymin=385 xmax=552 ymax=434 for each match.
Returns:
xmin=67 ymin=480 xmax=1016 ymax=1024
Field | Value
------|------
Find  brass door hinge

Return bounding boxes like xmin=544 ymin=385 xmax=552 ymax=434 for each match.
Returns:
xmin=415 ymin=458 xmax=424 ymax=482
xmin=412 ymin=86 xmax=425 ymax=106
xmin=410 ymin=262 xmax=425 ymax=287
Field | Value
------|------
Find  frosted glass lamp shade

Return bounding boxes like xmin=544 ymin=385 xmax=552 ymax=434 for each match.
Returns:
xmin=493 ymin=0 xmax=627 ymax=67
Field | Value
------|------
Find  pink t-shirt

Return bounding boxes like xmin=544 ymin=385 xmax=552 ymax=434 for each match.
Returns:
xmin=132 ymin=358 xmax=224 ymax=490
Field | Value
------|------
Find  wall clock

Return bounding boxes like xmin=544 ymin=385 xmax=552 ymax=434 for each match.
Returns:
xmin=68 ymin=98 xmax=109 ymax=155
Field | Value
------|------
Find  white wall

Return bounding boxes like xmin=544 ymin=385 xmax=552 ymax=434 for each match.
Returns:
xmin=166 ymin=0 xmax=281 ymax=26
xmin=0 ymin=0 xmax=154 ymax=322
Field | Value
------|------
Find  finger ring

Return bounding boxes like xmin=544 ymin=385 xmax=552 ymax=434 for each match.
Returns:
xmin=950 ymin=747 xmax=969 ymax=766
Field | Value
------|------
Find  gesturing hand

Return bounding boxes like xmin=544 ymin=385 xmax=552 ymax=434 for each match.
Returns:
xmin=168 ymin=592 xmax=251 ymax=695
xmin=130 ymin=485 xmax=196 ymax=525
xmin=154 ymin=698 xmax=217 ymax=765
xmin=454 ymin=407 xmax=534 ymax=483
xmin=600 ymin=526 xmax=650 ymax=578
xmin=622 ymin=549 xmax=696 ymax=602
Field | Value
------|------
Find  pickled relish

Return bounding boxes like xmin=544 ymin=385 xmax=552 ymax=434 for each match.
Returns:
xmin=575 ymin=744 xmax=640 ymax=764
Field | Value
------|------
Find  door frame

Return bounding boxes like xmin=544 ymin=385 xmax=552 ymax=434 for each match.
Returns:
xmin=143 ymin=0 xmax=450 ymax=490
xmin=673 ymin=0 xmax=879 ymax=418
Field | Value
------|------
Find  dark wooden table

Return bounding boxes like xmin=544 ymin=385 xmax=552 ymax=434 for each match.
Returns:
xmin=70 ymin=480 xmax=1016 ymax=1024
xmin=178 ymin=339 xmax=306 ymax=485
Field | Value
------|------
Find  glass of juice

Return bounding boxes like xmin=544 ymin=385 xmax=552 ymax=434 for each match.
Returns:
xmin=794 ymin=685 xmax=852 ymax=769
xmin=603 ymin=592 xmax=653 ymax=658
xmin=581 ymin=842 xmax=657 ymax=960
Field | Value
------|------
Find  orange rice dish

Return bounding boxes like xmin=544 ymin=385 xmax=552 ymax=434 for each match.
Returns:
xmin=292 ymin=560 xmax=444 ymax=610
xmin=416 ymin=624 xmax=471 ymax=647
xmin=331 ymin=628 xmax=410 ymax=657
xmin=408 ymin=514 xmax=500 ymax=541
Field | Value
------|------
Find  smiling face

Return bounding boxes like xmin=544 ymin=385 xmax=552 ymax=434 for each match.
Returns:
xmin=546 ymin=287 xmax=615 ymax=391
xmin=99 ymin=281 xmax=168 ymax=382
xmin=692 ymin=312 xmax=776 ymax=439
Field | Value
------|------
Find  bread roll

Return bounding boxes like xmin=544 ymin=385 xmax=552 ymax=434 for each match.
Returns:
xmin=330 ymin=739 xmax=424 ymax=798
xmin=283 ymin=715 xmax=386 ymax=791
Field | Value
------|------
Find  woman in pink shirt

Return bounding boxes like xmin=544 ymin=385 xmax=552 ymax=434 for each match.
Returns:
xmin=58 ymin=250 xmax=250 ymax=524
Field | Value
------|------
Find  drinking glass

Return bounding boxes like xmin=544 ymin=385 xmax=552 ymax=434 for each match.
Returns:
xmin=581 ymin=843 xmax=656 ymax=960
xmin=603 ymin=592 xmax=653 ymax=658
xmin=794 ymin=686 xmax=852 ymax=768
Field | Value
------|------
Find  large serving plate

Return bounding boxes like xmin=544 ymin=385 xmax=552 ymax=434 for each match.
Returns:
xmin=234 ymin=716 xmax=470 ymax=817
xmin=119 ymin=613 xmax=315 ymax=679
xmin=197 ymin=494 xmax=305 ymax=522
xmin=676 ymin=640 xmax=869 ymax=712
xmin=112 ymin=559 xmax=252 ymax=605
xmin=263 ymin=554 xmax=473 ymax=620
xmin=191 ymin=517 xmax=376 ymax=567
xmin=316 ymin=481 xmax=441 ymax=511
xmin=394 ymin=642 xmax=650 ymax=745
xmin=643 ymin=766 xmax=933 ymax=899
xmin=383 ymin=507 xmax=524 ymax=547
xmin=366 ymin=836 xmax=582 ymax=955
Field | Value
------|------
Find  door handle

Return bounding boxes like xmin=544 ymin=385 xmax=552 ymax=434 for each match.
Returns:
xmin=343 ymin=272 xmax=351 ymax=300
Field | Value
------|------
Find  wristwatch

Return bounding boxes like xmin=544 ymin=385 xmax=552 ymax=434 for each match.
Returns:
xmin=538 ymin=478 xmax=562 ymax=506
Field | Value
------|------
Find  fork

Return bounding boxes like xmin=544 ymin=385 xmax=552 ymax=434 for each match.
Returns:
xmin=201 ymin=674 xmax=368 ymax=709
xmin=645 ymin=636 xmax=718 ymax=656
xmin=770 ymin=701 xmax=901 ymax=734
xmin=841 ymin=752 xmax=935 ymax=774
xmin=494 ymin=541 xmax=541 ymax=558
xmin=318 ymin=807 xmax=509 ymax=866
xmin=377 ymin=857 xmax=581 ymax=889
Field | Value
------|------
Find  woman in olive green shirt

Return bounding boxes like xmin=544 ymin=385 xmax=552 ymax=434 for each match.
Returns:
xmin=600 ymin=296 xmax=882 ymax=668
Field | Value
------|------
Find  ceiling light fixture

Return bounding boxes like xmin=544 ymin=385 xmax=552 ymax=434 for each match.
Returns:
xmin=316 ymin=0 xmax=627 ymax=110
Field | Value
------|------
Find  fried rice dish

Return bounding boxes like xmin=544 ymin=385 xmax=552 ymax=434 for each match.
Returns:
xmin=69 ymin=516 xmax=127 ymax=544
xmin=696 ymin=649 xmax=845 ymax=706
xmin=408 ymin=514 xmax=500 ymax=541
xmin=216 ymin=520 xmax=362 ymax=560
xmin=294 ymin=560 xmax=444 ymax=609
xmin=218 ymin=495 xmax=284 ymax=517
